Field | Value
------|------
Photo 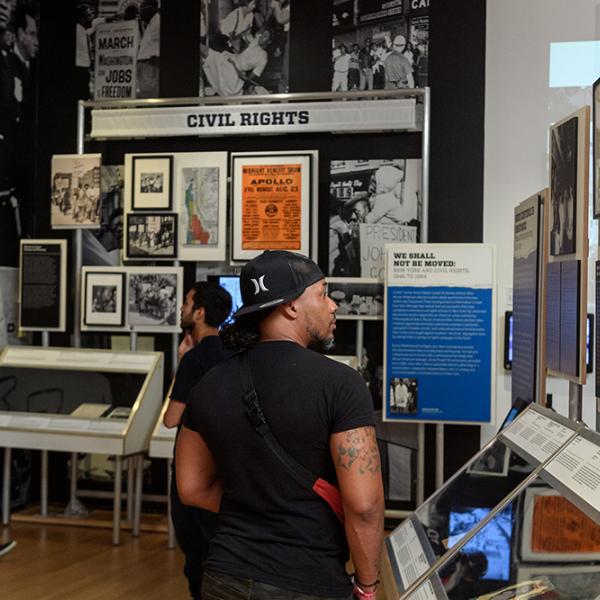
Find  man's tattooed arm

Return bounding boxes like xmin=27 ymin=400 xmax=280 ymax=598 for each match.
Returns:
xmin=336 ymin=426 xmax=381 ymax=474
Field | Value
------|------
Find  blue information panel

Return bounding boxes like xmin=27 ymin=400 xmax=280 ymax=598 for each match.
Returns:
xmin=384 ymin=244 xmax=494 ymax=423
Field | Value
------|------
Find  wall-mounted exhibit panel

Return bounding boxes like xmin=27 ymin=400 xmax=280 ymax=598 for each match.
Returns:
xmin=0 ymin=346 xmax=164 ymax=456
xmin=382 ymin=404 xmax=589 ymax=599
xmin=19 ymin=239 xmax=67 ymax=332
xmin=383 ymin=244 xmax=495 ymax=423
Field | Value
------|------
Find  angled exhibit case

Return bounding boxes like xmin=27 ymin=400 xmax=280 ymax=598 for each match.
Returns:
xmin=0 ymin=345 xmax=164 ymax=543
xmin=382 ymin=404 xmax=600 ymax=599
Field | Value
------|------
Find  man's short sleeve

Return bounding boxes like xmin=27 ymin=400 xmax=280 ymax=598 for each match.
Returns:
xmin=170 ymin=351 xmax=196 ymax=405
xmin=331 ymin=368 xmax=375 ymax=433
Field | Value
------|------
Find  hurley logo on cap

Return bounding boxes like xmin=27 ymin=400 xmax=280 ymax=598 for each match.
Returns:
xmin=250 ymin=275 xmax=269 ymax=295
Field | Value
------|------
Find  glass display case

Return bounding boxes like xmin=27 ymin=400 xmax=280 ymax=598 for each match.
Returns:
xmin=0 ymin=345 xmax=164 ymax=544
xmin=382 ymin=404 xmax=600 ymax=599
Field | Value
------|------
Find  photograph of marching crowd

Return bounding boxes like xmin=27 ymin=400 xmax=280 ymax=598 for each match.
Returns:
xmin=126 ymin=213 xmax=176 ymax=258
xmin=328 ymin=158 xmax=421 ymax=277
xmin=200 ymin=0 xmax=290 ymax=96
xmin=128 ymin=272 xmax=178 ymax=326
xmin=331 ymin=0 xmax=428 ymax=91
xmin=51 ymin=154 xmax=101 ymax=228
xmin=75 ymin=0 xmax=160 ymax=99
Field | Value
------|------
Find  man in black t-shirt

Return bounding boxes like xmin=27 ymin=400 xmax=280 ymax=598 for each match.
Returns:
xmin=164 ymin=281 xmax=232 ymax=600
xmin=177 ymin=251 xmax=384 ymax=600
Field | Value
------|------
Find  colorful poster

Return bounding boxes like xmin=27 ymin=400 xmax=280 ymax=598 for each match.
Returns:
xmin=181 ymin=167 xmax=219 ymax=246
xmin=384 ymin=244 xmax=494 ymax=423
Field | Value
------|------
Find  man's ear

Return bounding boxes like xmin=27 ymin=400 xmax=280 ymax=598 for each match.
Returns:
xmin=279 ymin=300 xmax=298 ymax=320
xmin=194 ymin=306 xmax=205 ymax=323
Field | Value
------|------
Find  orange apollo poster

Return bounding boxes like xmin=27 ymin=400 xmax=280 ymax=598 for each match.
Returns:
xmin=241 ymin=164 xmax=302 ymax=251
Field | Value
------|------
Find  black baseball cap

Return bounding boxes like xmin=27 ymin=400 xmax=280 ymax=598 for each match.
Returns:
xmin=234 ymin=250 xmax=325 ymax=318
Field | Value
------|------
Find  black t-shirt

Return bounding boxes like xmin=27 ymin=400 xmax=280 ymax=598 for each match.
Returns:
xmin=171 ymin=335 xmax=230 ymax=405
xmin=184 ymin=341 xmax=375 ymax=597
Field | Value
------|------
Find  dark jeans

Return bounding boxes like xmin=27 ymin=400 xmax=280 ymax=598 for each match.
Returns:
xmin=170 ymin=474 xmax=218 ymax=599
xmin=202 ymin=570 xmax=353 ymax=600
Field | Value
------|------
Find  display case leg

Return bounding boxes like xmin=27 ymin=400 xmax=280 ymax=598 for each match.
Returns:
xmin=126 ymin=456 xmax=134 ymax=522
xmin=569 ymin=381 xmax=582 ymax=422
xmin=132 ymin=454 xmax=143 ymax=537
xmin=2 ymin=447 xmax=11 ymax=525
xmin=416 ymin=424 xmax=425 ymax=505
xmin=40 ymin=450 xmax=48 ymax=516
xmin=112 ymin=455 xmax=122 ymax=546
xmin=435 ymin=424 xmax=444 ymax=489
xmin=167 ymin=458 xmax=176 ymax=549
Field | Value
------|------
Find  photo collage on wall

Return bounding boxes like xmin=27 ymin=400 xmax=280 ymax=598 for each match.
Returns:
xmin=81 ymin=266 xmax=183 ymax=333
xmin=328 ymin=158 xmax=422 ymax=279
xmin=75 ymin=0 xmax=160 ymax=100
xmin=332 ymin=0 xmax=429 ymax=92
xmin=200 ymin=0 xmax=291 ymax=96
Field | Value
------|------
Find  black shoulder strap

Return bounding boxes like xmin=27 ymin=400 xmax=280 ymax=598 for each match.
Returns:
xmin=237 ymin=351 xmax=316 ymax=490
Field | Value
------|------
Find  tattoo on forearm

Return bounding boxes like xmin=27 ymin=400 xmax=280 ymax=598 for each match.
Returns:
xmin=337 ymin=427 xmax=380 ymax=474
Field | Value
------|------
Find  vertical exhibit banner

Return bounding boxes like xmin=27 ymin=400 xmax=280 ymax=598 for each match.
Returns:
xmin=19 ymin=240 xmax=67 ymax=332
xmin=384 ymin=244 xmax=494 ymax=423
xmin=94 ymin=20 xmax=139 ymax=100
xmin=512 ymin=192 xmax=546 ymax=405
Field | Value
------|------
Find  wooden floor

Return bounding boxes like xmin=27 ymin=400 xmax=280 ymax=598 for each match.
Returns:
xmin=1 ymin=522 xmax=189 ymax=599
xmin=1 ymin=522 xmax=389 ymax=599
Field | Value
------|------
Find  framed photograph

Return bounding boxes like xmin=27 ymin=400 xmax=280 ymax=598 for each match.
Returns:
xmin=517 ymin=564 xmax=600 ymax=600
xmin=328 ymin=159 xmax=422 ymax=278
xmin=231 ymin=152 xmax=315 ymax=262
xmin=19 ymin=239 xmax=67 ymax=332
xmin=83 ymin=271 xmax=125 ymax=327
xmin=327 ymin=277 xmax=383 ymax=320
xmin=51 ymin=154 xmax=102 ymax=229
xmin=126 ymin=213 xmax=177 ymax=260
xmin=175 ymin=152 xmax=228 ymax=262
xmin=131 ymin=155 xmax=173 ymax=211
xmin=127 ymin=267 xmax=183 ymax=333
xmin=520 ymin=486 xmax=600 ymax=562
xmin=594 ymin=77 xmax=600 ymax=218
xmin=549 ymin=107 xmax=589 ymax=257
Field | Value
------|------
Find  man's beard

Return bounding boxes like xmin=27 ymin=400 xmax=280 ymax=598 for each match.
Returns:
xmin=307 ymin=326 xmax=335 ymax=353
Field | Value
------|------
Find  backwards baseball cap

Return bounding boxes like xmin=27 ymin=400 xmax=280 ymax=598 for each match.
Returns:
xmin=234 ymin=250 xmax=325 ymax=318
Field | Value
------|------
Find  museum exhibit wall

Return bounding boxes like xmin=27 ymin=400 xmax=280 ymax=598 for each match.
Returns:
xmin=2 ymin=0 xmax=486 ymax=492
xmin=484 ymin=0 xmax=599 ymax=444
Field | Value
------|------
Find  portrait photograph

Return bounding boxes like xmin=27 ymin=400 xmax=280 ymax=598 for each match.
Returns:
xmin=51 ymin=154 xmax=102 ymax=229
xmin=128 ymin=271 xmax=179 ymax=329
xmin=549 ymin=117 xmax=578 ymax=256
xmin=389 ymin=377 xmax=417 ymax=414
xmin=327 ymin=277 xmax=383 ymax=320
xmin=131 ymin=155 xmax=173 ymax=210
xmin=126 ymin=213 xmax=177 ymax=260
xmin=593 ymin=76 xmax=600 ymax=218
xmin=83 ymin=271 xmax=125 ymax=327
xmin=329 ymin=159 xmax=421 ymax=278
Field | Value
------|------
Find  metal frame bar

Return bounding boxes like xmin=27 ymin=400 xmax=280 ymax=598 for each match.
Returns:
xmin=112 ymin=455 xmax=122 ymax=545
xmin=2 ymin=447 xmax=11 ymax=525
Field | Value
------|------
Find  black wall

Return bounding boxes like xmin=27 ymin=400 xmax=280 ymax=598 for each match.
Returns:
xmin=32 ymin=0 xmax=486 ymax=493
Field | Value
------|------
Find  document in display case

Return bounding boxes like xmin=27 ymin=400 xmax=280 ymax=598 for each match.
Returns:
xmin=381 ymin=404 xmax=600 ymax=600
xmin=0 ymin=345 xmax=164 ymax=456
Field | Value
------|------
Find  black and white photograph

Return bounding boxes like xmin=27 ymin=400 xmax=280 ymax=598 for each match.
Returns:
xmin=51 ymin=154 xmax=102 ymax=229
xmin=83 ymin=271 xmax=125 ymax=327
xmin=200 ymin=0 xmax=290 ymax=96
xmin=126 ymin=213 xmax=177 ymax=259
xmin=517 ymin=565 xmax=600 ymax=600
xmin=389 ymin=377 xmax=417 ymax=414
xmin=593 ymin=77 xmax=600 ymax=218
xmin=327 ymin=277 xmax=383 ymax=319
xmin=329 ymin=159 xmax=421 ymax=278
xmin=128 ymin=272 xmax=178 ymax=328
xmin=131 ymin=155 xmax=172 ymax=210
xmin=331 ymin=1 xmax=428 ymax=92
xmin=550 ymin=116 xmax=578 ymax=256
xmin=467 ymin=443 xmax=510 ymax=477
xmin=75 ymin=0 xmax=161 ymax=100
